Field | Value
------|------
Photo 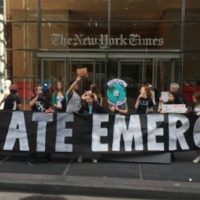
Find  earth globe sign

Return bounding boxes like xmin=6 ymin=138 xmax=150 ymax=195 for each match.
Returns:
xmin=107 ymin=79 xmax=127 ymax=106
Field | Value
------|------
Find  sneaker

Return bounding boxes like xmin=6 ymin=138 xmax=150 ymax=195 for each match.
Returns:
xmin=92 ymin=158 xmax=98 ymax=163
xmin=77 ymin=155 xmax=82 ymax=163
xmin=193 ymin=156 xmax=200 ymax=164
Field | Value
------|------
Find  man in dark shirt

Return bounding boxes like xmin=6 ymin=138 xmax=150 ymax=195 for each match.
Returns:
xmin=136 ymin=97 xmax=154 ymax=114
xmin=28 ymin=85 xmax=52 ymax=165
xmin=3 ymin=84 xmax=21 ymax=111
xmin=29 ymin=85 xmax=52 ymax=112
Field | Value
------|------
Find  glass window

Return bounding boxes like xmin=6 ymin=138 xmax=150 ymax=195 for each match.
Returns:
xmin=6 ymin=0 xmax=36 ymax=21
xmin=41 ymin=22 xmax=108 ymax=49
xmin=156 ymin=60 xmax=173 ymax=91
xmin=10 ymin=22 xmax=36 ymax=49
xmin=41 ymin=22 xmax=68 ymax=49
xmin=110 ymin=22 xmax=180 ymax=49
xmin=42 ymin=60 xmax=66 ymax=86
xmin=120 ymin=61 xmax=141 ymax=109
xmin=184 ymin=53 xmax=200 ymax=82
xmin=95 ymin=61 xmax=106 ymax=95
xmin=185 ymin=22 xmax=200 ymax=51
xmin=41 ymin=0 xmax=108 ymax=21
xmin=106 ymin=60 xmax=118 ymax=81
xmin=111 ymin=0 xmax=181 ymax=21
xmin=145 ymin=60 xmax=153 ymax=84
xmin=12 ymin=51 xmax=36 ymax=78
xmin=186 ymin=0 xmax=200 ymax=20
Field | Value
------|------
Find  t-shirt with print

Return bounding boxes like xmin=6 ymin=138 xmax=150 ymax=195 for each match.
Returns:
xmin=137 ymin=97 xmax=154 ymax=114
xmin=31 ymin=96 xmax=51 ymax=112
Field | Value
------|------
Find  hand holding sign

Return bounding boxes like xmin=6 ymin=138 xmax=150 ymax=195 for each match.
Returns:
xmin=76 ymin=68 xmax=88 ymax=78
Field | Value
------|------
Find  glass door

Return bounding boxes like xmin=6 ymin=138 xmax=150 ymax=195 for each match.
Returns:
xmin=41 ymin=59 xmax=67 ymax=89
xmin=120 ymin=61 xmax=143 ymax=110
xmin=41 ymin=59 xmax=107 ymax=95
xmin=155 ymin=59 xmax=179 ymax=91
xmin=95 ymin=61 xmax=106 ymax=95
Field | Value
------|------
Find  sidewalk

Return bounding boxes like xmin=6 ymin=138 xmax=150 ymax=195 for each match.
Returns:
xmin=0 ymin=151 xmax=199 ymax=199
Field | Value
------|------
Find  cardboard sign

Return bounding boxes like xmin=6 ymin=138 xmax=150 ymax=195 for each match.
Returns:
xmin=76 ymin=68 xmax=88 ymax=77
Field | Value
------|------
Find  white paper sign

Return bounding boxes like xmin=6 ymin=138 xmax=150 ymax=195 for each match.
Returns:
xmin=161 ymin=91 xmax=169 ymax=103
xmin=161 ymin=104 xmax=187 ymax=113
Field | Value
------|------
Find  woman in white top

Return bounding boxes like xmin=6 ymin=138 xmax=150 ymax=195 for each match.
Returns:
xmin=52 ymin=81 xmax=66 ymax=112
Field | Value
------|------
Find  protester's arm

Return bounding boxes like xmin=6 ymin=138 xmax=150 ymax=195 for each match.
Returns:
xmin=116 ymin=103 xmax=128 ymax=114
xmin=115 ymin=106 xmax=128 ymax=114
xmin=66 ymin=76 xmax=81 ymax=95
xmin=81 ymin=92 xmax=89 ymax=100
xmin=135 ymin=96 xmax=140 ymax=109
xmin=99 ymin=96 xmax=103 ymax=106
xmin=29 ymin=95 xmax=39 ymax=107
xmin=17 ymin=103 xmax=22 ymax=111
xmin=109 ymin=105 xmax=115 ymax=112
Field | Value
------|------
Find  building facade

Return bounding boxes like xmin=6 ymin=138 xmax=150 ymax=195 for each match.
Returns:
xmin=4 ymin=0 xmax=200 ymax=108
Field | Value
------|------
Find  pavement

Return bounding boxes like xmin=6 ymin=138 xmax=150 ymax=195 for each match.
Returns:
xmin=0 ymin=151 xmax=200 ymax=199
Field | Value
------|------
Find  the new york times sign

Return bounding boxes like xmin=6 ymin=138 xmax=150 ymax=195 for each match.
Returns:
xmin=0 ymin=111 xmax=200 ymax=153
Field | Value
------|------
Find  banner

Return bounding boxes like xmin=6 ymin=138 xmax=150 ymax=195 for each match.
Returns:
xmin=0 ymin=111 xmax=200 ymax=154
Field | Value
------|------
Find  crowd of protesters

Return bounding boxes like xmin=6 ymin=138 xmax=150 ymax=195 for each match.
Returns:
xmin=1 ymin=78 xmax=200 ymax=163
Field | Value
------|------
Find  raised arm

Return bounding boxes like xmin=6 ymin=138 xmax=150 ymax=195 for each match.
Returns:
xmin=29 ymin=94 xmax=39 ymax=107
xmin=66 ymin=76 xmax=81 ymax=95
